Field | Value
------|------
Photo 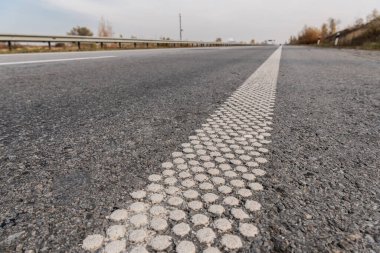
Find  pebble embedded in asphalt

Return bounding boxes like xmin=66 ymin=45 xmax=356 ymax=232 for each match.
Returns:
xmin=81 ymin=47 xmax=281 ymax=252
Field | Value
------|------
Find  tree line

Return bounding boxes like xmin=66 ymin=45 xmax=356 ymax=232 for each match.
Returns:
xmin=289 ymin=9 xmax=379 ymax=45
xmin=67 ymin=17 xmax=113 ymax=37
xmin=67 ymin=18 xmax=257 ymax=44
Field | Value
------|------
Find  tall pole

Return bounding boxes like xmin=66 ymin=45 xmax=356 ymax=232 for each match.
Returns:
xmin=179 ymin=13 xmax=183 ymax=41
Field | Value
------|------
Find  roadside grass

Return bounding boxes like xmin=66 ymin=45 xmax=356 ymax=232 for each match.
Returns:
xmin=313 ymin=42 xmax=380 ymax=51
xmin=361 ymin=42 xmax=380 ymax=50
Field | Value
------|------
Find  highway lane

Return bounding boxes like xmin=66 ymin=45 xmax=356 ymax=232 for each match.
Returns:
xmin=255 ymin=47 xmax=380 ymax=253
xmin=82 ymin=47 xmax=282 ymax=252
xmin=0 ymin=46 xmax=277 ymax=252
xmin=1 ymin=46 xmax=379 ymax=253
xmin=0 ymin=47 xmax=242 ymax=64
xmin=79 ymin=47 xmax=380 ymax=253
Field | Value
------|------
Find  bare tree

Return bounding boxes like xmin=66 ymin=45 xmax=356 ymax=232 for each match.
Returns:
xmin=354 ymin=18 xmax=364 ymax=27
xmin=98 ymin=17 xmax=113 ymax=37
xmin=288 ymin=36 xmax=297 ymax=44
xmin=321 ymin=23 xmax=328 ymax=39
xmin=367 ymin=9 xmax=379 ymax=22
xmin=328 ymin=18 xmax=339 ymax=35
xmin=250 ymin=39 xmax=255 ymax=44
xmin=215 ymin=38 xmax=222 ymax=42
xmin=365 ymin=11 xmax=380 ymax=40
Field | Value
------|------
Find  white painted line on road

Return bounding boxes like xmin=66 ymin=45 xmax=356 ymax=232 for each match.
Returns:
xmin=82 ymin=46 xmax=282 ymax=252
xmin=0 ymin=56 xmax=116 ymax=66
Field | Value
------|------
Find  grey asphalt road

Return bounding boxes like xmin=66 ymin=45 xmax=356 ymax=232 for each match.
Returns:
xmin=0 ymin=46 xmax=379 ymax=253
xmin=0 ymin=46 xmax=277 ymax=252
xmin=254 ymin=47 xmax=380 ymax=253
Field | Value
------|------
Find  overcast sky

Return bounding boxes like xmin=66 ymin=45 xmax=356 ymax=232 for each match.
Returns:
xmin=0 ymin=0 xmax=379 ymax=43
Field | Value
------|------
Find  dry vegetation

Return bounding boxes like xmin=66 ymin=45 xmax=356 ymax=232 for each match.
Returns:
xmin=289 ymin=9 xmax=380 ymax=50
xmin=67 ymin=26 xmax=93 ymax=36
xmin=0 ymin=42 xmax=196 ymax=54
xmin=98 ymin=17 xmax=113 ymax=37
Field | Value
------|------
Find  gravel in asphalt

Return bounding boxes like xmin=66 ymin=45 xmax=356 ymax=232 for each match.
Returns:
xmin=1 ymin=46 xmax=379 ymax=253
xmin=81 ymin=46 xmax=281 ymax=253
xmin=252 ymin=46 xmax=380 ymax=253
xmin=0 ymin=46 xmax=276 ymax=252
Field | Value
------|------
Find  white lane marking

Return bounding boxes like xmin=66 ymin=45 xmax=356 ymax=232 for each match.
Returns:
xmin=0 ymin=56 xmax=116 ymax=66
xmin=82 ymin=46 xmax=282 ymax=252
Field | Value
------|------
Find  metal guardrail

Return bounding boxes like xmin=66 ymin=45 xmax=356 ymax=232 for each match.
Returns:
xmin=0 ymin=34 xmax=248 ymax=51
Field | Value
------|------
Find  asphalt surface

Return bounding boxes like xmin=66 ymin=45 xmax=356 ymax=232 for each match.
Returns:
xmin=253 ymin=47 xmax=380 ymax=253
xmin=80 ymin=46 xmax=282 ymax=253
xmin=0 ymin=46 xmax=277 ymax=252
xmin=0 ymin=46 xmax=379 ymax=253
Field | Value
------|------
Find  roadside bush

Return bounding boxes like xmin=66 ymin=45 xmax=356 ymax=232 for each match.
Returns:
xmin=55 ymin=42 xmax=66 ymax=47
xmin=297 ymin=26 xmax=321 ymax=44
xmin=68 ymin=26 xmax=93 ymax=36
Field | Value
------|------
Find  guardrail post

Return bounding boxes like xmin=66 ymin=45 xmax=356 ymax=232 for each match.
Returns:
xmin=77 ymin=42 xmax=81 ymax=50
xmin=146 ymin=43 xmax=149 ymax=48
xmin=334 ymin=33 xmax=340 ymax=47
xmin=119 ymin=42 xmax=122 ymax=48
xmin=134 ymin=43 xmax=137 ymax=48
xmin=48 ymin=42 xmax=51 ymax=50
xmin=8 ymin=41 xmax=12 ymax=51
